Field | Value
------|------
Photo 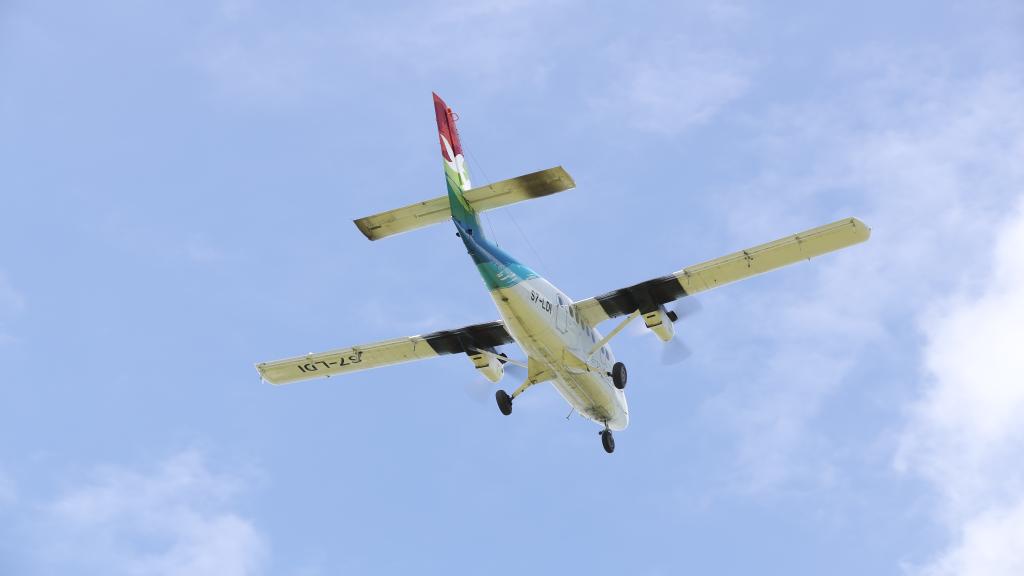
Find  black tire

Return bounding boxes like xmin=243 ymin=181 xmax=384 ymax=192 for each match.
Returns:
xmin=601 ymin=429 xmax=615 ymax=453
xmin=612 ymin=362 xmax=627 ymax=390
xmin=495 ymin=390 xmax=513 ymax=416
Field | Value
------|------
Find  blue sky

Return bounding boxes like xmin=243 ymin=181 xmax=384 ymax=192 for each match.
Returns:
xmin=2 ymin=1 xmax=1023 ymax=574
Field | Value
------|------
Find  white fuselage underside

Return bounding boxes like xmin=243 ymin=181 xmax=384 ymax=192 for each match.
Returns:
xmin=490 ymin=277 xmax=628 ymax=431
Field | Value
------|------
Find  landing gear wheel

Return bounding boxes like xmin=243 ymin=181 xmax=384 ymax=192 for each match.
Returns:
xmin=600 ymin=429 xmax=615 ymax=453
xmin=612 ymin=362 xmax=627 ymax=390
xmin=495 ymin=390 xmax=513 ymax=416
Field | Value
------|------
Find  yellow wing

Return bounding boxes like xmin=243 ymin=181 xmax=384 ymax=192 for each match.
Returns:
xmin=574 ymin=217 xmax=871 ymax=324
xmin=256 ymin=321 xmax=513 ymax=385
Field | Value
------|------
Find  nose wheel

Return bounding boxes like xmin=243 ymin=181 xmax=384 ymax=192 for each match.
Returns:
xmin=600 ymin=428 xmax=615 ymax=453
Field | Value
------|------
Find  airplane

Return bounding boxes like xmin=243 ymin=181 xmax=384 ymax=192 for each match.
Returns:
xmin=255 ymin=93 xmax=871 ymax=454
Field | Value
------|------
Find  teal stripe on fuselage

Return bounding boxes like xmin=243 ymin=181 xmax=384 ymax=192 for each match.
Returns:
xmin=445 ymin=172 xmax=538 ymax=290
xmin=454 ymin=219 xmax=539 ymax=290
xmin=454 ymin=219 xmax=540 ymax=289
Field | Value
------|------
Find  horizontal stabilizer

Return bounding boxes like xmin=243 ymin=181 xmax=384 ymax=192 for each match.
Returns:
xmin=354 ymin=166 xmax=575 ymax=240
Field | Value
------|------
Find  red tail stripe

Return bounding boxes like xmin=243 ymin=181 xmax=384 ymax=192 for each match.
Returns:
xmin=432 ymin=92 xmax=462 ymax=162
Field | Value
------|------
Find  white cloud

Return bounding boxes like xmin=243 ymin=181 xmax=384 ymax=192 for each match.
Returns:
xmin=898 ymin=201 xmax=1024 ymax=575
xmin=695 ymin=53 xmax=1024 ymax=496
xmin=707 ymin=59 xmax=1024 ymax=567
xmin=919 ymin=498 xmax=1024 ymax=576
xmin=37 ymin=451 xmax=266 ymax=576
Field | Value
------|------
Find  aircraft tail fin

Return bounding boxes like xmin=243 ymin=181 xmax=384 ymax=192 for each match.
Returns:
xmin=433 ymin=92 xmax=476 ymax=228
xmin=353 ymin=93 xmax=575 ymax=241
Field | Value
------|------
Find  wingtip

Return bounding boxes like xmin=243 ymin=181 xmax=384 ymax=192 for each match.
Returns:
xmin=557 ymin=165 xmax=577 ymax=189
xmin=353 ymin=217 xmax=377 ymax=241
xmin=848 ymin=217 xmax=872 ymax=241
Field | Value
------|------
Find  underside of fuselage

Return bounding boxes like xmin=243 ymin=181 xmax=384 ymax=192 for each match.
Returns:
xmin=491 ymin=280 xmax=629 ymax=430
xmin=456 ymin=221 xmax=629 ymax=431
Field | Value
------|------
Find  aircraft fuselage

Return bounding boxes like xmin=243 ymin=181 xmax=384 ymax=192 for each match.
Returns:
xmin=455 ymin=219 xmax=628 ymax=430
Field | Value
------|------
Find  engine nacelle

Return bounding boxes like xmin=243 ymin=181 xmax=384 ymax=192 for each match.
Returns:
xmin=468 ymin=351 xmax=504 ymax=383
xmin=642 ymin=305 xmax=676 ymax=342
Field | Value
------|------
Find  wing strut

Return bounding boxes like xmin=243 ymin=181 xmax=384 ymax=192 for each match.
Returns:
xmin=587 ymin=310 xmax=640 ymax=358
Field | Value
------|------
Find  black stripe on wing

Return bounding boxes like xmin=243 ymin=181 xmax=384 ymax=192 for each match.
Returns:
xmin=423 ymin=321 xmax=514 ymax=355
xmin=593 ymin=274 xmax=689 ymax=318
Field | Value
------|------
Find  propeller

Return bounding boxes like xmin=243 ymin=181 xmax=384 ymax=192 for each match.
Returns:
xmin=660 ymin=337 xmax=692 ymax=365
xmin=462 ymin=377 xmax=494 ymax=404
xmin=462 ymin=350 xmax=528 ymax=404
xmin=658 ymin=298 xmax=702 ymax=365
xmin=502 ymin=362 xmax=528 ymax=380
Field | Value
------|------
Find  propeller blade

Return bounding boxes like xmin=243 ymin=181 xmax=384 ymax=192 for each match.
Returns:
xmin=503 ymin=363 xmax=528 ymax=380
xmin=463 ymin=358 xmax=526 ymax=404
xmin=660 ymin=337 xmax=692 ymax=365
xmin=462 ymin=378 xmax=493 ymax=404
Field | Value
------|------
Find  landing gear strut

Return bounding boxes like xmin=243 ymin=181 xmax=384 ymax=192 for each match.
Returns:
xmin=495 ymin=371 xmax=543 ymax=417
xmin=600 ymin=428 xmax=615 ymax=453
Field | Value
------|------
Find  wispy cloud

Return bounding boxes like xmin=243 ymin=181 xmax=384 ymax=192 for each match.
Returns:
xmin=184 ymin=233 xmax=227 ymax=264
xmin=32 ymin=450 xmax=266 ymax=575
xmin=193 ymin=0 xmax=572 ymax=104
xmin=0 ymin=467 xmax=15 ymax=507
xmin=342 ymin=0 xmax=570 ymax=83
xmin=0 ymin=272 xmax=26 ymax=314
xmin=898 ymin=201 xmax=1024 ymax=575
xmin=696 ymin=50 xmax=1024 ymax=496
xmin=585 ymin=0 xmax=754 ymax=137
xmin=917 ymin=499 xmax=1024 ymax=576
xmin=593 ymin=41 xmax=750 ymax=135
xmin=0 ymin=271 xmax=26 ymax=345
